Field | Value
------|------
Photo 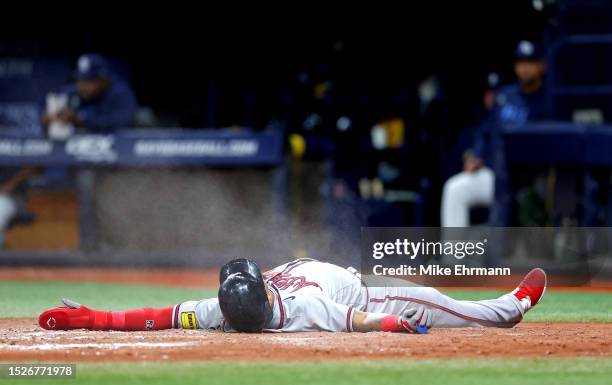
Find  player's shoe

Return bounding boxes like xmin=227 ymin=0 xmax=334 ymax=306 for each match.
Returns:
xmin=38 ymin=298 xmax=93 ymax=330
xmin=511 ymin=268 xmax=547 ymax=313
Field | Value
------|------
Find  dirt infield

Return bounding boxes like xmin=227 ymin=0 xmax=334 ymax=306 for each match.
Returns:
xmin=0 ymin=319 xmax=610 ymax=362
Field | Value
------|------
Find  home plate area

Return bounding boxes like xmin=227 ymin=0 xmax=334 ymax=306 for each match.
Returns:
xmin=0 ymin=319 xmax=609 ymax=362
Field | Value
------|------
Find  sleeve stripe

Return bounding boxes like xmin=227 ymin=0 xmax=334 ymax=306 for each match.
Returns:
xmin=276 ymin=288 xmax=285 ymax=329
xmin=173 ymin=303 xmax=181 ymax=329
xmin=346 ymin=305 xmax=354 ymax=332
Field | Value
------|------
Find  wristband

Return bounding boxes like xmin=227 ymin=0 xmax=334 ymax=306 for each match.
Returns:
xmin=381 ymin=315 xmax=404 ymax=332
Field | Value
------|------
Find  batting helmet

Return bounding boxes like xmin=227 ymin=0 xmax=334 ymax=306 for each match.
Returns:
xmin=218 ymin=259 xmax=273 ymax=332
xmin=219 ymin=258 xmax=263 ymax=283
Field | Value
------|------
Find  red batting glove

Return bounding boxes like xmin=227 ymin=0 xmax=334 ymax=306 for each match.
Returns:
xmin=39 ymin=298 xmax=97 ymax=330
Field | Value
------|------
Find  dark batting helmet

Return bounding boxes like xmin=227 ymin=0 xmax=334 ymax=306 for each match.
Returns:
xmin=219 ymin=258 xmax=263 ymax=283
xmin=218 ymin=259 xmax=273 ymax=332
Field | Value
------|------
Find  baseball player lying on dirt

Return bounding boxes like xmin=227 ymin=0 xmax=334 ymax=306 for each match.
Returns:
xmin=39 ymin=258 xmax=547 ymax=334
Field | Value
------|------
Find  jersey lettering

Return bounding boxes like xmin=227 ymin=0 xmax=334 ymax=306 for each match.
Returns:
xmin=269 ymin=272 xmax=320 ymax=293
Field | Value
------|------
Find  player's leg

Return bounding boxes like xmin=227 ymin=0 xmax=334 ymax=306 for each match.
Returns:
xmin=0 ymin=194 xmax=17 ymax=246
xmin=366 ymin=285 xmax=521 ymax=328
xmin=440 ymin=168 xmax=494 ymax=227
xmin=364 ymin=269 xmax=546 ymax=328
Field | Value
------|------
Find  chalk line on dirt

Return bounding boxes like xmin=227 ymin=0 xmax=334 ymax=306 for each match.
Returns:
xmin=1 ymin=341 xmax=199 ymax=351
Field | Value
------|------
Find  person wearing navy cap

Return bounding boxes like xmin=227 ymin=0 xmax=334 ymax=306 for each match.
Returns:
xmin=441 ymin=40 xmax=550 ymax=227
xmin=42 ymin=53 xmax=137 ymax=132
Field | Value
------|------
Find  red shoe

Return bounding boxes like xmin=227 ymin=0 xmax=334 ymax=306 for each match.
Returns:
xmin=511 ymin=268 xmax=547 ymax=313
xmin=38 ymin=299 xmax=94 ymax=330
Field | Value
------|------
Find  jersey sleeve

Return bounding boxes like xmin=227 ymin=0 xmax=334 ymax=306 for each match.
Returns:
xmin=173 ymin=298 xmax=224 ymax=330
xmin=289 ymin=295 xmax=355 ymax=332
xmin=78 ymin=82 xmax=137 ymax=131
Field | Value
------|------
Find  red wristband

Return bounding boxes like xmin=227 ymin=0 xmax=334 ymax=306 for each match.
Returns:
xmin=381 ymin=315 xmax=403 ymax=332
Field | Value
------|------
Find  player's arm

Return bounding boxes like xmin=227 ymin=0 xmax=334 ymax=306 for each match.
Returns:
xmin=351 ymin=307 xmax=432 ymax=333
xmin=299 ymin=295 xmax=431 ymax=333
xmin=39 ymin=298 xmax=224 ymax=331
xmin=174 ymin=298 xmax=224 ymax=330
xmin=39 ymin=298 xmax=178 ymax=331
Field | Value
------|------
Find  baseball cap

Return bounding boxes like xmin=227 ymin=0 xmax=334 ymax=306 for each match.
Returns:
xmin=515 ymin=40 xmax=545 ymax=60
xmin=75 ymin=53 xmax=110 ymax=80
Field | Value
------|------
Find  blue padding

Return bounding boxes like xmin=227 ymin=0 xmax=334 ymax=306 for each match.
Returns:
xmin=504 ymin=121 xmax=612 ymax=166
xmin=0 ymin=128 xmax=284 ymax=167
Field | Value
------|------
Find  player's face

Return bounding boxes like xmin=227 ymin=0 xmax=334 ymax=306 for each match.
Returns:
xmin=483 ymin=89 xmax=496 ymax=111
xmin=265 ymin=284 xmax=275 ymax=306
xmin=514 ymin=60 xmax=546 ymax=86
xmin=77 ymin=79 xmax=108 ymax=101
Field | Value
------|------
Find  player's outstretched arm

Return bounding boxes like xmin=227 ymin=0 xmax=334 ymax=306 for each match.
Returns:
xmin=38 ymin=298 xmax=175 ymax=331
xmin=352 ymin=306 xmax=432 ymax=334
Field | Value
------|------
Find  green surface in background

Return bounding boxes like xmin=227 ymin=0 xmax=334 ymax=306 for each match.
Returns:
xmin=0 ymin=280 xmax=610 ymax=322
xmin=0 ymin=359 xmax=611 ymax=385
xmin=0 ymin=281 xmax=216 ymax=318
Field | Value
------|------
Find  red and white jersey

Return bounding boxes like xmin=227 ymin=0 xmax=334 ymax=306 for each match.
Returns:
xmin=262 ymin=259 xmax=366 ymax=332
xmin=171 ymin=258 xmax=525 ymax=332
xmin=172 ymin=259 xmax=366 ymax=332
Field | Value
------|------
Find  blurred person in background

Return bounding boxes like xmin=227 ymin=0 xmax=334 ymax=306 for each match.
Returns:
xmin=42 ymin=53 xmax=137 ymax=137
xmin=0 ymin=167 xmax=37 ymax=247
xmin=441 ymin=40 xmax=549 ymax=227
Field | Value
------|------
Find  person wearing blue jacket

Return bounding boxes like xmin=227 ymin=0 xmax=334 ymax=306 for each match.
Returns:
xmin=43 ymin=53 xmax=137 ymax=132
xmin=441 ymin=40 xmax=550 ymax=226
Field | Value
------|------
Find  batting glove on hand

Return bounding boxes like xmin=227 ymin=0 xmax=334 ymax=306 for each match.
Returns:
xmin=39 ymin=298 xmax=95 ymax=330
xmin=399 ymin=306 xmax=432 ymax=334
